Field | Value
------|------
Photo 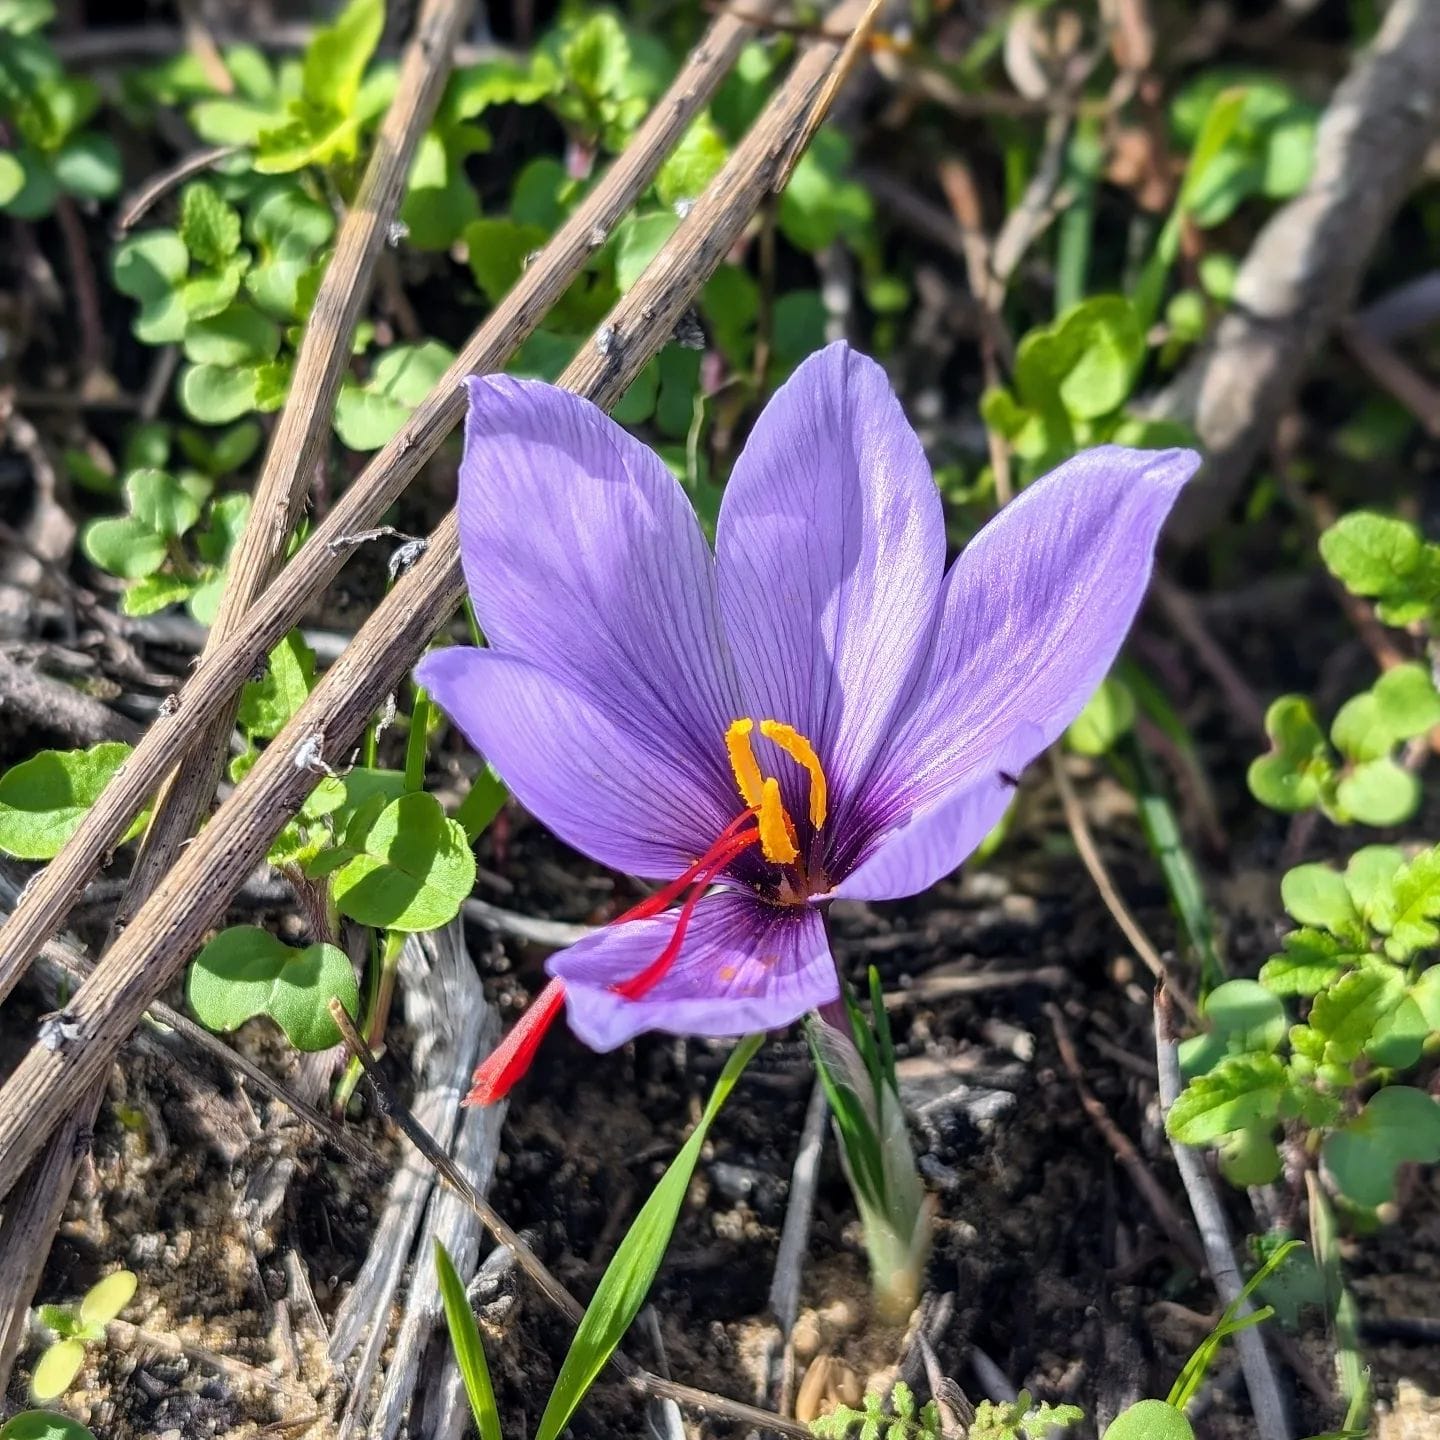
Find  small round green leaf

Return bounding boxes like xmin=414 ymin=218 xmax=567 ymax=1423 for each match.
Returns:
xmin=187 ymin=925 xmax=358 ymax=1052
xmin=1201 ymin=979 xmax=1287 ymax=1055
xmin=183 ymin=303 xmax=281 ymax=367
xmin=1323 ymin=1086 xmax=1440 ymax=1209
xmin=180 ymin=363 xmax=260 ymax=424
xmin=125 ymin=468 xmax=208 ymax=540
xmin=1280 ymin=864 xmax=1360 ymax=936
xmin=0 ymin=743 xmax=137 ymax=860
xmin=323 ymin=792 xmax=475 ymax=931
xmin=1102 ymin=1400 xmax=1194 ymax=1440
xmin=0 ymin=1411 xmax=99 ymax=1440
xmin=82 ymin=516 xmax=167 ymax=579
xmin=333 ymin=341 xmax=456 ymax=452
xmin=52 ymin=133 xmax=121 ymax=199
xmin=1335 ymin=757 xmax=1420 ymax=828
xmin=0 ymin=152 xmax=27 ymax=206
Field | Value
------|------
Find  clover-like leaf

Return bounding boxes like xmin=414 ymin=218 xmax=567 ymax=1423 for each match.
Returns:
xmin=182 ymin=303 xmax=282 ymax=368
xmin=310 ymin=792 xmax=475 ymax=932
xmin=126 ymin=468 xmax=209 ymax=540
xmin=180 ymin=362 xmax=260 ymax=425
xmin=1320 ymin=511 xmax=1440 ymax=627
xmin=111 ymin=230 xmax=189 ymax=344
xmin=82 ymin=515 xmax=167 ymax=580
xmin=0 ymin=743 xmax=143 ymax=860
xmin=1344 ymin=844 xmax=1404 ymax=922
xmin=333 ymin=340 xmax=455 ymax=451
xmin=1323 ymin=1086 xmax=1440 ymax=1209
xmin=187 ymin=925 xmax=358 ymax=1051
xmin=1248 ymin=695 xmax=1334 ymax=813
xmin=1331 ymin=663 xmax=1440 ymax=763
xmin=1280 ymin=863 xmax=1363 ymax=940
xmin=1335 ymin=757 xmax=1420 ymax=828
xmin=1167 ymin=1053 xmax=1288 ymax=1145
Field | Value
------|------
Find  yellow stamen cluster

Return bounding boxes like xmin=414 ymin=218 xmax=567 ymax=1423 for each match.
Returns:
xmin=724 ymin=717 xmax=828 ymax=867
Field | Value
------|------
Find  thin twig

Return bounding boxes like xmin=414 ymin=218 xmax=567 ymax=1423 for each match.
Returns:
xmin=1151 ymin=574 xmax=1267 ymax=737
xmin=1048 ymin=752 xmax=1201 ymax=1025
xmin=1154 ymin=990 xmax=1292 ymax=1440
xmin=117 ymin=145 xmax=243 ymax=232
xmin=1045 ymin=1002 xmax=1205 ymax=1273
xmin=329 ymin=1002 xmax=813 ymax=1440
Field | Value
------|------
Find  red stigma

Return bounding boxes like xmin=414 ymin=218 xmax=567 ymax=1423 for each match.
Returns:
xmin=464 ymin=976 xmax=568 ymax=1106
xmin=462 ymin=813 xmax=759 ymax=1107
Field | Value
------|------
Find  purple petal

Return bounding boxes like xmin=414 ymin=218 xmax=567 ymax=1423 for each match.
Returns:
xmin=548 ymin=890 xmax=837 ymax=1050
xmin=714 ymin=343 xmax=945 ymax=821
xmin=416 ymin=647 xmax=738 ymax=881
xmin=838 ymin=445 xmax=1198 ymax=900
xmin=457 ymin=374 xmax=743 ymax=806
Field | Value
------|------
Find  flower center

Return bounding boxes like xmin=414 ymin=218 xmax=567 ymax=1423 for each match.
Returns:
xmin=724 ymin=718 xmax=828 ymax=865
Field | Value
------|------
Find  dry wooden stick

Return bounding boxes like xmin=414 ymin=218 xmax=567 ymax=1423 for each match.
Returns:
xmin=115 ymin=0 xmax=473 ymax=938
xmin=0 ymin=0 xmax=467 ymax=1386
xmin=0 ymin=0 xmax=774 ymax=1008
xmin=0 ymin=1 xmax=864 ymax=1204
xmin=328 ymin=1002 xmax=814 ymax=1440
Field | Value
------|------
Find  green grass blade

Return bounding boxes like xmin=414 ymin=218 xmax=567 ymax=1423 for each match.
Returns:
xmin=534 ymin=1034 xmax=764 ymax=1440
xmin=434 ymin=1238 xmax=503 ymax=1440
xmin=1133 ymin=85 xmax=1246 ymax=332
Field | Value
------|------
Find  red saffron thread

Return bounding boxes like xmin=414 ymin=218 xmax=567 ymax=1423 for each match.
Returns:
xmin=462 ymin=813 xmax=759 ymax=1107
xmin=463 ymin=976 xmax=568 ymax=1106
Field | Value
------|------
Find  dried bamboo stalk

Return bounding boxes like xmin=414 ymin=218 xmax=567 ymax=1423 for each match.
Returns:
xmin=0 ymin=0 xmax=863 ymax=1203
xmin=0 ymin=0 xmax=771 ymax=1007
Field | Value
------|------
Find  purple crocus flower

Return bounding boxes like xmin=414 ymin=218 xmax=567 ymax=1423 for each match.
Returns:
xmin=417 ymin=342 xmax=1197 ymax=1103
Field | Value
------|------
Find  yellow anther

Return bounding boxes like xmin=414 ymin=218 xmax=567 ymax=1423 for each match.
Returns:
xmin=759 ymin=720 xmax=828 ymax=828
xmin=757 ymin=778 xmax=799 ymax=865
xmin=725 ymin=718 xmax=764 ymax=808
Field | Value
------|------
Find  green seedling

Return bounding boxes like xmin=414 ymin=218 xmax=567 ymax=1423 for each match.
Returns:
xmin=30 ymin=1270 xmax=136 ymax=1402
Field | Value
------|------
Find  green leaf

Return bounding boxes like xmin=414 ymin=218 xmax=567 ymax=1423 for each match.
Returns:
xmin=183 ymin=303 xmax=281 ymax=367
xmin=1323 ymin=1086 xmax=1440 ymax=1209
xmin=464 ymin=216 xmax=548 ymax=305
xmin=1371 ymin=845 xmax=1440 ymax=959
xmin=1344 ymin=845 xmax=1404 ymax=921
xmin=238 ymin=631 xmax=315 ymax=740
xmin=316 ymin=792 xmax=476 ymax=932
xmin=1167 ymin=1053 xmax=1288 ymax=1144
xmin=0 ymin=1411 xmax=98 ymax=1440
xmin=186 ymin=925 xmax=358 ymax=1051
xmin=1067 ymin=676 xmax=1135 ymax=756
xmin=1321 ymin=511 xmax=1422 ymax=597
xmin=1281 ymin=864 xmax=1362 ymax=939
xmin=302 ymin=0 xmax=383 ymax=114
xmin=333 ymin=340 xmax=455 ymax=451
xmin=1259 ymin=929 xmax=1357 ymax=997
xmin=177 ymin=419 xmax=263 ymax=477
xmin=179 ymin=181 xmax=242 ymax=269
xmin=1247 ymin=695 xmax=1334 ymax=812
xmin=82 ymin=515 xmax=167 ymax=580
xmin=613 ymin=211 xmax=679 ymax=292
xmin=1200 ymin=979 xmax=1287 ymax=1055
xmin=1334 ymin=757 xmax=1419 ymax=828
xmin=0 ymin=743 xmax=142 ymax=860
xmin=1332 ymin=664 xmax=1440 ymax=762
xmin=777 ymin=128 xmax=871 ymax=253
xmin=1051 ymin=295 xmax=1144 ymax=420
xmin=434 ymin=1239 xmax=503 ymax=1440
xmin=29 ymin=1340 xmax=85 ymax=1403
xmin=655 ymin=113 xmax=727 ymax=207
xmin=1101 ymin=1405 xmax=1194 ymax=1440
xmin=180 ymin=362 xmax=260 ymax=424
xmin=120 ymin=572 xmax=196 ymax=617
xmin=1307 ymin=964 xmax=1405 ymax=1063
xmin=78 ymin=1271 xmax=136 ymax=1327
xmin=126 ymin=468 xmax=209 ymax=540
xmin=180 ymin=256 xmax=248 ymax=321
xmin=111 ymin=230 xmax=189 ymax=344
xmin=52 ymin=133 xmax=121 ymax=199
xmin=534 ymin=1035 xmax=762 ymax=1440
xmin=0 ymin=152 xmax=25 ymax=207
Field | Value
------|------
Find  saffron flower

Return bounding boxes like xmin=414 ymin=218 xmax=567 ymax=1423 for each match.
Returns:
xmin=417 ymin=343 xmax=1198 ymax=1104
